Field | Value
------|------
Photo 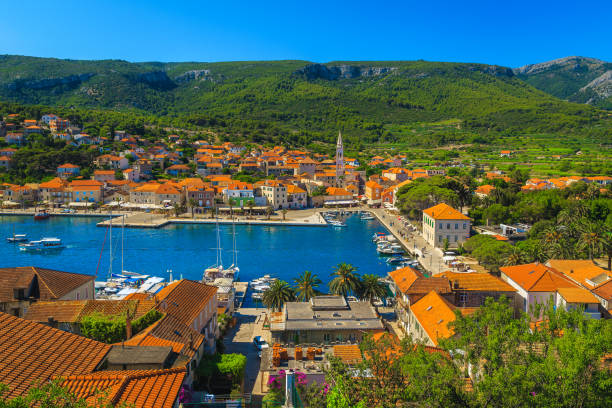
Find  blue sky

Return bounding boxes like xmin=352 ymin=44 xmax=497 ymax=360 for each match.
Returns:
xmin=1 ymin=0 xmax=610 ymax=67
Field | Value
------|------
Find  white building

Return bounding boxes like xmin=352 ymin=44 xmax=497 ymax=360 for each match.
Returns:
xmin=422 ymin=203 xmax=471 ymax=248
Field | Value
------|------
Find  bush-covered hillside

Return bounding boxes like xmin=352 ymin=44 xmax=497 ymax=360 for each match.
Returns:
xmin=0 ymin=55 xmax=610 ymax=147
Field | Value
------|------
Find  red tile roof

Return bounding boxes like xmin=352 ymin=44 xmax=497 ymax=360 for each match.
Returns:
xmin=155 ymin=280 xmax=217 ymax=327
xmin=0 ymin=267 xmax=95 ymax=303
xmin=423 ymin=203 xmax=470 ymax=220
xmin=0 ymin=312 xmax=110 ymax=399
xmin=441 ymin=272 xmax=515 ymax=292
xmin=60 ymin=368 xmax=186 ymax=408
xmin=500 ymin=263 xmax=578 ymax=292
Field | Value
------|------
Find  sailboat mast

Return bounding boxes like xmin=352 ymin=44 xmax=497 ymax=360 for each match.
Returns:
xmin=121 ymin=214 xmax=124 ymax=273
xmin=108 ymin=210 xmax=112 ymax=280
xmin=232 ymin=219 xmax=237 ymax=266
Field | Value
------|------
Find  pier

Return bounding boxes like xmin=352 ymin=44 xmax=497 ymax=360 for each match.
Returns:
xmin=233 ymin=281 xmax=249 ymax=309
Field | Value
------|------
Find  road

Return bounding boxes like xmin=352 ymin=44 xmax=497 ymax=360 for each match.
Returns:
xmin=222 ymin=308 xmax=270 ymax=396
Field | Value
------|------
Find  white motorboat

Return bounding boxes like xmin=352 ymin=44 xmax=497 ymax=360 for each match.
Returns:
xmin=19 ymin=237 xmax=63 ymax=251
xmin=329 ymin=220 xmax=347 ymax=227
xmin=7 ymin=234 xmax=28 ymax=243
xmin=377 ymin=244 xmax=404 ymax=255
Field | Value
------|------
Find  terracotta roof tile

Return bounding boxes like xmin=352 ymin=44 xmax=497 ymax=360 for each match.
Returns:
xmin=389 ymin=267 xmax=451 ymax=295
xmin=155 ymin=280 xmax=217 ymax=328
xmin=0 ymin=313 xmax=110 ymax=399
xmin=546 ymin=260 xmax=612 ymax=289
xmin=410 ymin=291 xmax=458 ymax=346
xmin=441 ymin=272 xmax=515 ymax=292
xmin=0 ymin=267 xmax=94 ymax=303
xmin=333 ymin=344 xmax=363 ymax=364
xmin=423 ymin=203 xmax=470 ymax=220
xmin=557 ymin=287 xmax=599 ymax=304
xmin=500 ymin=263 xmax=578 ymax=292
xmin=60 ymin=368 xmax=186 ymax=408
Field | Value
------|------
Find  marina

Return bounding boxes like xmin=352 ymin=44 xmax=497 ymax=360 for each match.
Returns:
xmin=1 ymin=212 xmax=417 ymax=298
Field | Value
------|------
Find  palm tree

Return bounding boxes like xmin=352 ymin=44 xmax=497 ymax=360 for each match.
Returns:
xmin=577 ymin=221 xmax=606 ymax=261
xmin=504 ymin=246 xmax=525 ymax=266
xmin=359 ymin=274 xmax=387 ymax=304
xmin=262 ymin=280 xmax=295 ymax=311
xmin=329 ymin=263 xmax=360 ymax=298
xmin=293 ymin=271 xmax=322 ymax=301
xmin=189 ymin=198 xmax=197 ymax=218
xmin=266 ymin=207 xmax=274 ymax=220
xmin=281 ymin=209 xmax=287 ymax=221
xmin=246 ymin=200 xmax=254 ymax=219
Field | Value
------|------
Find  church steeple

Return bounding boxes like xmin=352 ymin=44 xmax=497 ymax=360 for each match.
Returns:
xmin=335 ymin=131 xmax=344 ymax=187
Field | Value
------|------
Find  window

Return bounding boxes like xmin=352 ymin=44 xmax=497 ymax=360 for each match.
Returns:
xmin=459 ymin=293 xmax=468 ymax=304
xmin=454 ymin=235 xmax=457 ymax=242
xmin=455 ymin=224 xmax=458 ymax=229
xmin=439 ymin=235 xmax=442 ymax=242
xmin=463 ymin=223 xmax=467 ymax=229
xmin=439 ymin=223 xmax=443 ymax=229
xmin=447 ymin=223 xmax=450 ymax=229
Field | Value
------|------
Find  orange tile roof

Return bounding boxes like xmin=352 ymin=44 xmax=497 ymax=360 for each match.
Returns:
xmin=389 ymin=267 xmax=451 ymax=295
xmin=155 ymin=280 xmax=217 ymax=327
xmin=441 ymin=272 xmax=515 ymax=292
xmin=423 ymin=203 xmax=470 ymax=220
xmin=326 ymin=187 xmax=352 ymax=196
xmin=475 ymin=185 xmax=496 ymax=195
xmin=94 ymin=170 xmax=116 ymax=175
xmin=0 ymin=313 xmax=110 ymax=399
xmin=0 ymin=267 xmax=95 ymax=303
xmin=410 ymin=291 xmax=458 ymax=346
xmin=60 ymin=368 xmax=186 ymax=408
xmin=592 ymin=280 xmax=612 ymax=302
xmin=286 ymin=184 xmax=306 ymax=194
xmin=39 ymin=177 xmax=67 ymax=189
xmin=500 ymin=263 xmax=578 ymax=292
xmin=58 ymin=163 xmax=80 ymax=169
xmin=546 ymin=260 xmax=611 ymax=289
xmin=557 ymin=287 xmax=599 ymax=304
xmin=23 ymin=300 xmax=86 ymax=323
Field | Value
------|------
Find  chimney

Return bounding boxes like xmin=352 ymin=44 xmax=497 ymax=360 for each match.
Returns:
xmin=47 ymin=316 xmax=57 ymax=328
xmin=126 ymin=316 xmax=132 ymax=339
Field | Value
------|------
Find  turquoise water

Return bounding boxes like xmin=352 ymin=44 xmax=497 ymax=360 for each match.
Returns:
xmin=1 ymin=214 xmax=395 ymax=290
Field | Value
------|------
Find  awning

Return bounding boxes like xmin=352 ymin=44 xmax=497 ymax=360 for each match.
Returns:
xmin=68 ymin=202 xmax=94 ymax=207
xmin=324 ymin=199 xmax=359 ymax=205
xmin=2 ymin=201 xmax=20 ymax=206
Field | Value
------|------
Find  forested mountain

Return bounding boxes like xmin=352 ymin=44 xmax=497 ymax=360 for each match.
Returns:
xmin=0 ymin=55 xmax=610 ymax=146
xmin=514 ymin=56 xmax=612 ymax=109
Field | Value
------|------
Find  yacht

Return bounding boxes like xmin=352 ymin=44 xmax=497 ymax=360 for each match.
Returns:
xmin=19 ymin=237 xmax=63 ymax=251
xmin=360 ymin=213 xmax=375 ymax=220
xmin=386 ymin=256 xmax=411 ymax=264
xmin=6 ymin=234 xmax=28 ymax=243
xmin=329 ymin=220 xmax=347 ymax=227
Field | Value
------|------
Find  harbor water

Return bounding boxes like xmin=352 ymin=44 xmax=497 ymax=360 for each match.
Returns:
xmin=1 ymin=213 xmax=399 ymax=292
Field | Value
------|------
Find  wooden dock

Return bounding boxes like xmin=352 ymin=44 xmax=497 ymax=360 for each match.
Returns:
xmin=233 ymin=281 xmax=249 ymax=309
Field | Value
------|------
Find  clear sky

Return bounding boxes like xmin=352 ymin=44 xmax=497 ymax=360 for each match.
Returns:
xmin=1 ymin=0 xmax=610 ymax=67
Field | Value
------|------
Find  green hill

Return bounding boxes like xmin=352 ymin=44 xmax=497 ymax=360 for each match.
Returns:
xmin=0 ymin=55 xmax=610 ymax=147
xmin=514 ymin=56 xmax=612 ymax=109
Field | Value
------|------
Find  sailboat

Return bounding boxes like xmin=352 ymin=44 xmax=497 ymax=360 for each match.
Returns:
xmin=203 ymin=210 xmax=224 ymax=282
xmin=222 ymin=217 xmax=240 ymax=280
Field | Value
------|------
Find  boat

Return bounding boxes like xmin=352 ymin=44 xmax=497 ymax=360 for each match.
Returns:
xmin=19 ymin=237 xmax=63 ymax=251
xmin=386 ymin=256 xmax=411 ymax=264
xmin=252 ymin=292 xmax=263 ymax=300
xmin=34 ymin=211 xmax=50 ymax=220
xmin=360 ymin=214 xmax=375 ymax=220
xmin=377 ymin=244 xmax=404 ymax=255
xmin=372 ymin=232 xmax=386 ymax=242
xmin=203 ymin=211 xmax=239 ymax=283
xmin=6 ymin=234 xmax=28 ymax=243
xmin=222 ymin=217 xmax=240 ymax=280
xmin=329 ymin=220 xmax=347 ymax=227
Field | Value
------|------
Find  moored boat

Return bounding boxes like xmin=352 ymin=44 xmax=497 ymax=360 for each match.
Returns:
xmin=6 ymin=234 xmax=28 ymax=243
xmin=34 ymin=211 xmax=50 ymax=220
xmin=19 ymin=237 xmax=63 ymax=251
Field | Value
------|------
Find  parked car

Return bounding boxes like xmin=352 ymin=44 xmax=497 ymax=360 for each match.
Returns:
xmin=253 ymin=336 xmax=269 ymax=351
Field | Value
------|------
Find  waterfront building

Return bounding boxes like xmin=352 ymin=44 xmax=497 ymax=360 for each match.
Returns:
xmin=422 ymin=203 xmax=471 ymax=248
xmin=286 ymin=184 xmax=307 ymax=209
xmin=223 ymin=181 xmax=255 ymax=207
xmin=365 ymin=180 xmax=383 ymax=205
xmin=0 ymin=266 xmax=95 ymax=318
xmin=260 ymin=179 xmax=288 ymax=209
xmin=270 ymin=296 xmax=384 ymax=344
